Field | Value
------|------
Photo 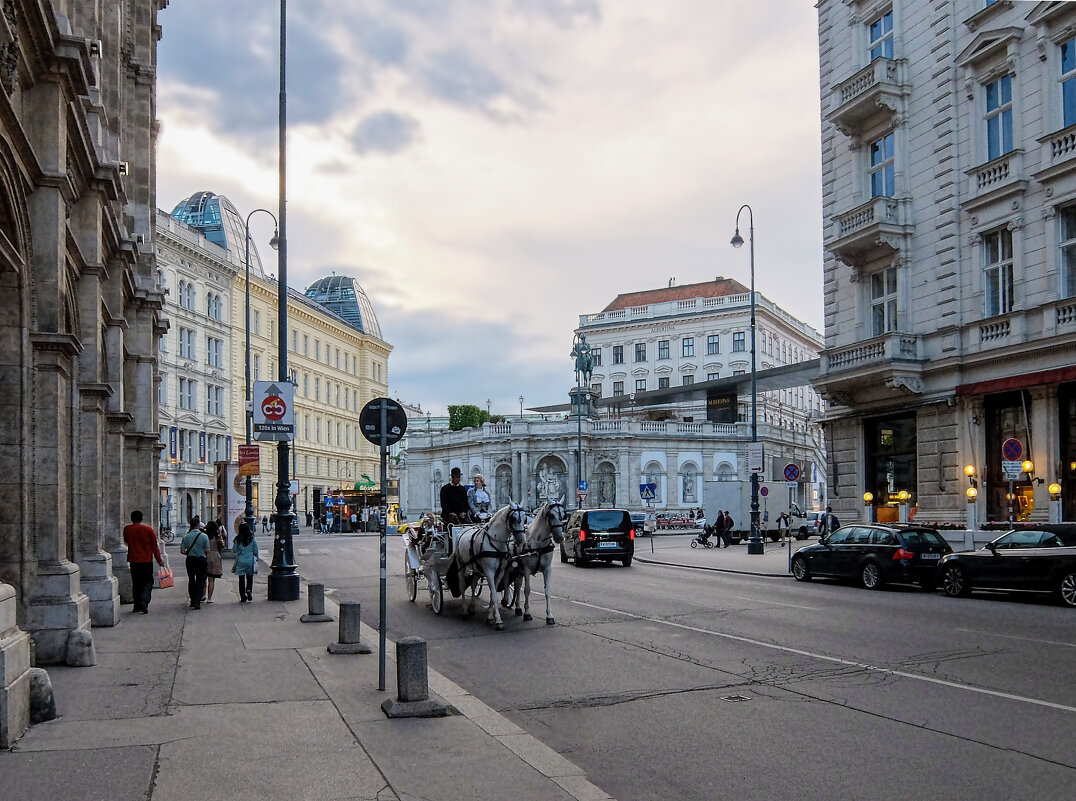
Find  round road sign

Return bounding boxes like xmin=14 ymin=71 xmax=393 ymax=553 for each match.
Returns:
xmin=261 ymin=394 xmax=287 ymax=421
xmin=1002 ymin=438 xmax=1022 ymax=461
xmin=760 ymin=486 xmax=769 ymax=497
xmin=783 ymin=463 xmax=801 ymax=482
xmin=359 ymin=397 xmax=408 ymax=446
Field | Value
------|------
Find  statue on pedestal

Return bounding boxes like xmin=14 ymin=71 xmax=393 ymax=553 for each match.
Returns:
xmin=571 ymin=333 xmax=593 ymax=386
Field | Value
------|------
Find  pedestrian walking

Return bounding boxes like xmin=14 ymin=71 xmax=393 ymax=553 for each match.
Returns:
xmin=777 ymin=512 xmax=790 ymax=541
xmin=817 ymin=506 xmax=840 ymax=538
xmin=232 ymin=522 xmax=259 ymax=603
xmin=306 ymin=511 xmax=313 ymax=528
xmin=261 ymin=515 xmax=268 ymax=533
xmin=179 ymin=516 xmax=210 ymax=610
xmin=123 ymin=510 xmax=164 ymax=615
xmin=720 ymin=511 xmax=734 ymax=548
xmin=203 ymin=520 xmax=226 ymax=604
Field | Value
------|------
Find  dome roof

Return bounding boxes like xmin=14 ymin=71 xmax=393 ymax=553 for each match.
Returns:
xmin=305 ymin=274 xmax=382 ymax=339
xmin=170 ymin=191 xmax=268 ymax=276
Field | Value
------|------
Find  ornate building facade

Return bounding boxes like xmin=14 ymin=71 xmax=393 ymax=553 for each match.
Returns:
xmin=0 ymin=1 xmax=166 ymax=747
xmin=816 ymin=0 xmax=1076 ymax=525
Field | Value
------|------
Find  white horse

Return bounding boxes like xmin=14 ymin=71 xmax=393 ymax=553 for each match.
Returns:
xmin=503 ymin=499 xmax=567 ymax=625
xmin=454 ymin=503 xmax=526 ymax=630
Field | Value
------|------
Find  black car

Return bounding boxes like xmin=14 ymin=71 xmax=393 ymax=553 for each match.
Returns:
xmin=791 ymin=524 xmax=952 ymax=590
xmin=938 ymin=526 xmax=1076 ymax=607
xmin=560 ymin=508 xmax=635 ymax=567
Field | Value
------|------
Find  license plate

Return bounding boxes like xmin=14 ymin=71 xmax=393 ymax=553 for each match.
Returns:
xmin=920 ymin=553 xmax=941 ymax=560
xmin=597 ymin=541 xmax=618 ymax=549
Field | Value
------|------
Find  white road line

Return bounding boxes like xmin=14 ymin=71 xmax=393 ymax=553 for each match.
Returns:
xmin=733 ymin=595 xmax=819 ymax=611
xmin=566 ymin=598 xmax=1076 ymax=713
xmin=956 ymin=628 xmax=1076 ymax=649
xmin=297 ymin=548 xmax=311 ymax=555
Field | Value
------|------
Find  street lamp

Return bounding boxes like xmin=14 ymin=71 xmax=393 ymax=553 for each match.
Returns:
xmin=731 ymin=204 xmax=762 ymax=555
xmin=486 ymin=398 xmax=492 ymax=416
xmin=268 ymin=0 xmax=299 ymax=601
xmin=519 ymin=395 xmax=525 ymax=420
xmin=243 ymin=209 xmax=279 ymax=540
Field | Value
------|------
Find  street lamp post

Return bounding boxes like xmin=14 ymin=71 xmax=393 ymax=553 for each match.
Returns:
xmin=268 ymin=0 xmax=299 ymax=600
xmin=519 ymin=395 xmax=524 ymax=420
xmin=243 ymin=209 xmax=278 ymax=540
xmin=731 ymin=204 xmax=763 ymax=555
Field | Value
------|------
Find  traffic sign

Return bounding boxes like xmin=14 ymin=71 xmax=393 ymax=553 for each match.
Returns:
xmin=748 ymin=442 xmax=764 ymax=473
xmin=760 ymin=486 xmax=769 ymax=497
xmin=639 ymin=482 xmax=657 ymax=500
xmin=252 ymin=381 xmax=295 ymax=441
xmin=577 ymin=491 xmax=588 ymax=504
xmin=578 ymin=480 xmax=589 ymax=492
xmin=783 ymin=462 xmax=801 ymax=483
xmin=1002 ymin=438 xmax=1022 ymax=461
xmin=1002 ymin=460 xmax=1023 ymax=480
xmin=359 ymin=398 xmax=408 ymax=446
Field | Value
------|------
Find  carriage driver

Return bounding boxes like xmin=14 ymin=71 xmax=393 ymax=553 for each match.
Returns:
xmin=468 ymin=474 xmax=492 ymax=522
xmin=440 ymin=467 xmax=470 ymax=526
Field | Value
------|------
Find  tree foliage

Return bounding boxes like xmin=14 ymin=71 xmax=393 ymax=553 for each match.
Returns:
xmin=447 ymin=405 xmax=505 ymax=430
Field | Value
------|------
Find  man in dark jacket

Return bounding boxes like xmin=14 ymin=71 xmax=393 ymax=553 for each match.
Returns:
xmin=440 ymin=467 xmax=470 ymax=525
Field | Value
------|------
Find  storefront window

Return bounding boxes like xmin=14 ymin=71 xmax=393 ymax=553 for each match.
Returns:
xmin=1060 ymin=383 xmax=1076 ymax=522
xmin=864 ymin=413 xmax=917 ymax=522
xmin=985 ymin=391 xmax=1034 ymax=522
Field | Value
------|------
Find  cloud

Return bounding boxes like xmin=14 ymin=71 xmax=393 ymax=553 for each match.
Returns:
xmin=351 ymin=111 xmax=421 ymax=155
xmin=513 ymin=0 xmax=601 ymax=28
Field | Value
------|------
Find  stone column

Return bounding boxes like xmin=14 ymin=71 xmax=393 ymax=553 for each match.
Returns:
xmin=0 ymin=583 xmax=31 ymax=748
xmin=1029 ymin=387 xmax=1056 ymax=523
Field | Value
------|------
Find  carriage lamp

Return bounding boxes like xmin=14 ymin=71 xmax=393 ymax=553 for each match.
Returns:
xmin=965 ymin=486 xmax=978 ymax=503
xmin=1049 ymin=482 xmax=1062 ymax=501
xmin=862 ymin=491 xmax=873 ymax=506
xmin=897 ymin=490 xmax=910 ymax=503
xmin=964 ymin=465 xmax=977 ymax=488
xmin=1022 ymin=460 xmax=1034 ymax=475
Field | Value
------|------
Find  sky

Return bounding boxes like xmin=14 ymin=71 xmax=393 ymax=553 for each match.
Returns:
xmin=155 ymin=0 xmax=823 ymax=417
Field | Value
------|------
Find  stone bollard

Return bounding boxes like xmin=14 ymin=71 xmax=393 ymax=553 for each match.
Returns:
xmin=327 ymin=601 xmax=371 ymax=654
xmin=381 ymin=636 xmax=451 ymax=718
xmin=300 ymin=583 xmax=334 ymax=623
xmin=65 ymin=628 xmax=96 ymax=667
xmin=28 ymin=668 xmax=57 ymax=724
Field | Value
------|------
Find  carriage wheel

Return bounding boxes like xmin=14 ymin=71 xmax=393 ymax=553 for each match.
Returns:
xmin=405 ymin=556 xmax=417 ymax=603
xmin=429 ymin=573 xmax=444 ymax=615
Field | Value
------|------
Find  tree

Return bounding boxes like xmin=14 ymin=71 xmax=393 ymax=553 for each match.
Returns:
xmin=447 ymin=405 xmax=506 ymax=430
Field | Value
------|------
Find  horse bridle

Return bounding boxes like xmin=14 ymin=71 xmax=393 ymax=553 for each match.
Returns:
xmin=521 ymin=500 xmax=566 ymax=557
xmin=466 ymin=504 xmax=526 ymax=561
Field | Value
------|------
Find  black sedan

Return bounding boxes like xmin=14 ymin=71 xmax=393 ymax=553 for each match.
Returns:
xmin=938 ymin=526 xmax=1076 ymax=608
xmin=791 ymin=524 xmax=953 ymax=590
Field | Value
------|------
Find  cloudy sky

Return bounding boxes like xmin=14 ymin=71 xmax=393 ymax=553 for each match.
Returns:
xmin=156 ymin=0 xmax=823 ymax=416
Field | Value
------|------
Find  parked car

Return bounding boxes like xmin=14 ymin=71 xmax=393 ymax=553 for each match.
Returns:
xmin=791 ymin=524 xmax=952 ymax=590
xmin=938 ymin=526 xmax=1076 ymax=607
xmin=561 ymin=508 xmax=635 ymax=567
xmin=796 ymin=511 xmax=823 ymax=540
xmin=630 ymin=512 xmax=646 ymax=534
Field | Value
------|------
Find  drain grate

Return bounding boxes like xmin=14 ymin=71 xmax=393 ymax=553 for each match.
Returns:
xmin=720 ymin=694 xmax=752 ymax=702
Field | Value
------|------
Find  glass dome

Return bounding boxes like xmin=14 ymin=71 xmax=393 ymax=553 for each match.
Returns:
xmin=305 ymin=274 xmax=382 ymax=339
xmin=170 ymin=191 xmax=267 ymax=276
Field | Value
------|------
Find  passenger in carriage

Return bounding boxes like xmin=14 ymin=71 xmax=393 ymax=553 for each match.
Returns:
xmin=440 ymin=467 xmax=470 ymax=525
xmin=468 ymin=474 xmax=492 ymax=522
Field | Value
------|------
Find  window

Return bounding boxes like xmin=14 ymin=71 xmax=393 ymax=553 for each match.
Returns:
xmin=206 ymin=292 xmax=223 ymax=321
xmin=1063 ymin=38 xmax=1076 ymax=128
xmin=613 ymin=381 xmax=624 ymax=397
xmin=206 ymin=384 xmax=224 ymax=416
xmin=707 ymin=372 xmax=719 ymax=381
xmin=179 ymin=328 xmax=196 ymax=359
xmin=335 ymin=348 xmax=341 ymax=369
xmin=658 ymin=340 xmax=670 ymax=360
xmin=315 ymin=340 xmax=321 ymax=361
xmin=590 ymin=383 xmax=602 ymax=397
xmin=985 ymin=75 xmax=1013 ymax=161
xmin=733 ymin=369 xmax=746 ymax=375
xmin=178 ymin=280 xmax=196 ymax=310
xmin=592 ymin=348 xmax=602 ymax=366
xmin=870 ymin=132 xmax=895 ymax=197
xmin=179 ymin=378 xmax=196 ymax=410
xmin=315 ymin=378 xmax=321 ymax=402
xmin=634 ymin=343 xmax=646 ymax=362
xmin=612 ymin=345 xmax=624 ymax=364
xmin=658 ymin=376 xmax=670 ymax=389
xmin=303 ymin=335 xmax=309 ymax=356
xmin=982 ymin=229 xmax=1014 ymax=316
xmin=871 ymin=266 xmax=898 ymax=334
xmin=303 ymin=374 xmax=309 ymax=397
xmin=683 ymin=375 xmax=694 ymax=386
xmin=682 ymin=337 xmax=694 ymax=357
xmin=253 ymin=354 xmax=260 ymax=381
xmin=868 ymin=10 xmax=893 ymax=61
xmin=158 ymin=375 xmax=166 ymax=405
xmin=1060 ymin=205 xmax=1076 ymax=298
xmin=207 ymin=337 xmax=223 ymax=368
xmin=635 ymin=379 xmax=646 ymax=392
xmin=707 ymin=335 xmax=720 ymax=355
xmin=252 ymin=310 xmax=260 ymax=335
xmin=733 ymin=332 xmax=746 ymax=352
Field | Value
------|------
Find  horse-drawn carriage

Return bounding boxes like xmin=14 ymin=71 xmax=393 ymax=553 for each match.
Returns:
xmin=402 ymin=500 xmax=567 ymax=628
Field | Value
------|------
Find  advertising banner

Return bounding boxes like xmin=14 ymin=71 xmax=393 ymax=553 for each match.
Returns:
xmin=706 ymin=390 xmax=737 ymax=424
xmin=238 ymin=445 xmax=260 ymax=477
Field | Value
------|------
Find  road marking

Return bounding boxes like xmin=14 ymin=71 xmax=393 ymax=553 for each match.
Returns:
xmin=956 ymin=628 xmax=1076 ymax=649
xmin=565 ymin=598 xmax=1076 ymax=714
xmin=297 ymin=548 xmax=311 ymax=555
xmin=732 ymin=595 xmax=820 ymax=611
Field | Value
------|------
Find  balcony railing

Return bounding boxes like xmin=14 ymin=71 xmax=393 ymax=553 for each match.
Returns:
xmin=827 ymin=196 xmax=911 ymax=267
xmin=822 ymin=332 xmax=921 ymax=372
xmin=963 ymin=150 xmax=1027 ymax=211
xmin=826 ymin=57 xmax=905 ymax=136
xmin=1034 ymin=123 xmax=1076 ymax=185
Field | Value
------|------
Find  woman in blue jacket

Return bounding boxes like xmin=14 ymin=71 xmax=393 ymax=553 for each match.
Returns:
xmin=233 ymin=523 xmax=259 ymax=602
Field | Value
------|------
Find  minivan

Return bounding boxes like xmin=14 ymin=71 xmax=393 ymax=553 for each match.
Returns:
xmin=560 ymin=508 xmax=635 ymax=567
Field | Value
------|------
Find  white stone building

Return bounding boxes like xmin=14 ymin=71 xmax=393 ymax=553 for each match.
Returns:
xmin=400 ymin=279 xmax=826 ymax=519
xmin=816 ymin=0 xmax=1076 ymax=525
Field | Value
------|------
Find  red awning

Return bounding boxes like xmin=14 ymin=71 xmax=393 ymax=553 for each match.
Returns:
xmin=955 ymin=365 xmax=1076 ymax=396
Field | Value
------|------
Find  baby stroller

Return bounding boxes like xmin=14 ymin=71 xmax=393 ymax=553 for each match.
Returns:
xmin=691 ymin=524 xmax=717 ymax=549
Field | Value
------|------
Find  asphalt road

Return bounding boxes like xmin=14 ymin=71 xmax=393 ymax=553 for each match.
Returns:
xmin=294 ymin=534 xmax=1076 ymax=801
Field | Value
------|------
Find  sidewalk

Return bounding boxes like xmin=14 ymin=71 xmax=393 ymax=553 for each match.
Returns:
xmin=635 ymin=532 xmax=800 ymax=576
xmin=0 ymin=550 xmax=614 ymax=801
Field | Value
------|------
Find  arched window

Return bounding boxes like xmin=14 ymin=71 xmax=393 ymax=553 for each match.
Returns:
xmin=716 ymin=461 xmax=736 ymax=481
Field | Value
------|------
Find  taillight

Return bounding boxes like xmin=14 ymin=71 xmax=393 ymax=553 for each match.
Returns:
xmin=629 ymin=528 xmax=636 ymax=540
xmin=893 ymin=548 xmax=915 ymax=560
xmin=579 ymin=529 xmax=587 ymax=541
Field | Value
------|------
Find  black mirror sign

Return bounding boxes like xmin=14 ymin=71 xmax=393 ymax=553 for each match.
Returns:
xmin=359 ymin=397 xmax=408 ymax=446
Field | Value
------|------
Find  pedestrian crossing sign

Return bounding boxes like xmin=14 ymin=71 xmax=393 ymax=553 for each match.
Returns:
xmin=639 ymin=483 xmax=657 ymax=500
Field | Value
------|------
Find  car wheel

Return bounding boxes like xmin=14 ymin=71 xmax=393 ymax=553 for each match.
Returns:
xmin=560 ymin=545 xmax=569 ymax=563
xmin=941 ymin=565 xmax=971 ymax=597
xmin=860 ymin=561 xmax=883 ymax=590
xmin=791 ymin=556 xmax=810 ymax=581
xmin=622 ymin=556 xmax=632 ymax=567
xmin=1059 ymin=572 xmax=1076 ymax=608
